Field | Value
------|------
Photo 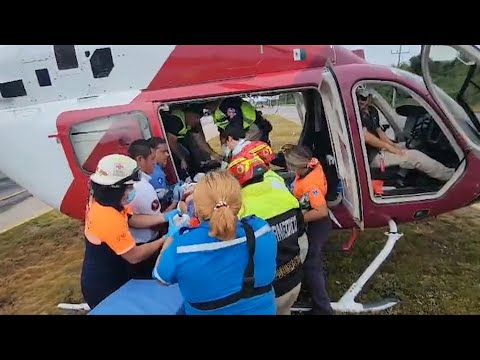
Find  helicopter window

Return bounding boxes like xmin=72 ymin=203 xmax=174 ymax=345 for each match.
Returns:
xmin=54 ymin=45 xmax=79 ymax=71
xmin=35 ymin=69 xmax=52 ymax=87
xmin=393 ymin=66 xmax=480 ymax=146
xmin=354 ymin=82 xmax=461 ymax=199
xmin=90 ymin=48 xmax=114 ymax=79
xmin=423 ymin=46 xmax=480 ymax=145
xmin=0 ymin=79 xmax=27 ymax=98
xmin=69 ymin=111 xmax=152 ymax=173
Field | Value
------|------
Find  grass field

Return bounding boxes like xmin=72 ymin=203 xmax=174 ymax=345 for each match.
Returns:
xmin=1 ymin=115 xmax=479 ymax=315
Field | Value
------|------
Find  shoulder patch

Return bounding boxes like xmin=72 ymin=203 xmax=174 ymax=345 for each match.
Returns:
xmin=151 ymin=199 xmax=160 ymax=212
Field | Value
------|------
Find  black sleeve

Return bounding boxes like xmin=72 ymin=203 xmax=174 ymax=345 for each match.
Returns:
xmin=360 ymin=107 xmax=381 ymax=133
xmin=370 ymin=107 xmax=381 ymax=129
xmin=161 ymin=112 xmax=184 ymax=137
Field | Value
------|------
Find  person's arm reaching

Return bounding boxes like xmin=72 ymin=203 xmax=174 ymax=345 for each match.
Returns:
xmin=128 ymin=210 xmax=179 ymax=229
xmin=122 ymin=238 xmax=165 ymax=264
xmin=190 ymin=131 xmax=222 ymax=161
xmin=303 ymin=205 xmax=328 ymax=223
xmin=363 ymin=128 xmax=403 ymax=155
xmin=166 ymin=133 xmax=188 ymax=170
xmin=99 ymin=213 xmax=166 ymax=265
xmin=377 ymin=128 xmax=399 ymax=148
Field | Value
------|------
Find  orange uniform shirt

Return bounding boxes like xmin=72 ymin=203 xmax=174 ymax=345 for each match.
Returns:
xmin=293 ymin=164 xmax=328 ymax=210
xmin=84 ymin=199 xmax=136 ymax=255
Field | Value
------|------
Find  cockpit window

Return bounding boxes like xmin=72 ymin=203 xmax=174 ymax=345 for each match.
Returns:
xmin=392 ymin=68 xmax=480 ymax=144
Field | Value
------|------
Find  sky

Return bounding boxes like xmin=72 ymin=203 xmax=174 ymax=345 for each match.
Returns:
xmin=342 ymin=45 xmax=421 ymax=66
xmin=0 ymin=45 xmax=422 ymax=67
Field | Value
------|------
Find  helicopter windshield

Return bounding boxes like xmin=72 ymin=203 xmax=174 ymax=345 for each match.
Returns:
xmin=393 ymin=68 xmax=480 ymax=144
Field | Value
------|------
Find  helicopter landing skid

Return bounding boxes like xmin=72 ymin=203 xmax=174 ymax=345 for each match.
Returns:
xmin=292 ymin=219 xmax=403 ymax=314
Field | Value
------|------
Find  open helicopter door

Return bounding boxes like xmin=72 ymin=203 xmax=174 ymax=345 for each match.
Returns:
xmin=420 ymin=45 xmax=480 ymax=153
xmin=319 ymin=63 xmax=363 ymax=230
xmin=56 ymin=101 xmax=161 ymax=220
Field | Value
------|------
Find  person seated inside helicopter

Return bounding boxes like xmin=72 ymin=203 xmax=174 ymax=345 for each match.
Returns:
xmin=160 ymin=103 xmax=222 ymax=180
xmin=205 ymin=96 xmax=273 ymax=145
xmin=357 ymin=88 xmax=455 ymax=186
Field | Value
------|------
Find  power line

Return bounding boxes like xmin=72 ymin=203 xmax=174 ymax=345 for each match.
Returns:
xmin=391 ymin=45 xmax=410 ymax=68
xmin=390 ymin=46 xmax=410 ymax=107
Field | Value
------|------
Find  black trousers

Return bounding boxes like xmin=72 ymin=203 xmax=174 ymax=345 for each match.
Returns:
xmin=303 ymin=217 xmax=333 ymax=315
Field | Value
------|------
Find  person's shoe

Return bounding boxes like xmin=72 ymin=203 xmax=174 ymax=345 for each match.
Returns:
xmin=291 ymin=299 xmax=313 ymax=314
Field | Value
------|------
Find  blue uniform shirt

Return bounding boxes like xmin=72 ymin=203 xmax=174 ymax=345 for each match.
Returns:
xmin=149 ymin=164 xmax=179 ymax=203
xmin=149 ymin=164 xmax=170 ymax=192
xmin=154 ymin=216 xmax=277 ymax=315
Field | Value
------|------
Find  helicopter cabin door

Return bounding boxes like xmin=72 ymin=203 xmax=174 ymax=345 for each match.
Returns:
xmin=420 ymin=45 xmax=480 ymax=154
xmin=319 ymin=63 xmax=364 ymax=230
xmin=56 ymin=101 xmax=160 ymax=220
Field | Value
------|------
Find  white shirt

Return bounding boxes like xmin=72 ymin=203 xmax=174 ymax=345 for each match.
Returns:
xmin=128 ymin=171 xmax=161 ymax=244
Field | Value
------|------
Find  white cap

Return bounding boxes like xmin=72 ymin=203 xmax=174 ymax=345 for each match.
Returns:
xmin=90 ymin=154 xmax=138 ymax=186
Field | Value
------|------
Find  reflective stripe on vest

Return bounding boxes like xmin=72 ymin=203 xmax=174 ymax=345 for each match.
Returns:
xmin=239 ymin=172 xmax=304 ymax=297
xmin=213 ymin=101 xmax=257 ymax=130
xmin=172 ymin=110 xmax=190 ymax=139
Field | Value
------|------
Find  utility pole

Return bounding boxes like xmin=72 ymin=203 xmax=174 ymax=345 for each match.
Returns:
xmin=391 ymin=46 xmax=410 ymax=107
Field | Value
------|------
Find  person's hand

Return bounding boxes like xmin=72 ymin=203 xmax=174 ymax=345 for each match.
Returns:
xmin=172 ymin=183 xmax=185 ymax=202
xmin=180 ymin=159 xmax=188 ymax=170
xmin=163 ymin=209 xmax=180 ymax=223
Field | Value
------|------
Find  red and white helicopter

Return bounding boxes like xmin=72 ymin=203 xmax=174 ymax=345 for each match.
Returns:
xmin=1 ymin=45 xmax=479 ymax=313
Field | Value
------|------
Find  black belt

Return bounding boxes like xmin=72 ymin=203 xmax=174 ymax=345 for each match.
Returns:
xmin=189 ymin=218 xmax=272 ymax=311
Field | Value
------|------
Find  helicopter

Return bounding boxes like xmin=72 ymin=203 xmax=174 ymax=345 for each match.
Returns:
xmin=1 ymin=44 xmax=479 ymax=313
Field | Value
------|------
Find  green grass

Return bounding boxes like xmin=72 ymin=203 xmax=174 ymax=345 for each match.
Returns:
xmin=0 ymin=211 xmax=85 ymax=315
xmin=1 ymin=206 xmax=479 ymax=315
xmin=0 ymin=115 xmax=478 ymax=314
xmin=325 ymin=206 xmax=480 ymax=314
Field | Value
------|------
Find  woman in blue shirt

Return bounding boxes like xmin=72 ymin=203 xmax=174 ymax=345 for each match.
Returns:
xmin=153 ymin=170 xmax=277 ymax=315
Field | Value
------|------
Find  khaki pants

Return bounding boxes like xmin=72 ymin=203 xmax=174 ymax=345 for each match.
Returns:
xmin=276 ymin=283 xmax=302 ymax=315
xmin=370 ymin=142 xmax=455 ymax=182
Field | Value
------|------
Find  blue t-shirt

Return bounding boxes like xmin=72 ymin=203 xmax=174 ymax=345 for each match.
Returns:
xmin=149 ymin=164 xmax=170 ymax=191
xmin=154 ymin=216 xmax=277 ymax=315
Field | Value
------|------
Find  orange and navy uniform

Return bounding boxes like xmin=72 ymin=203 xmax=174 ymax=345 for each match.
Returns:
xmin=80 ymin=198 xmax=137 ymax=308
xmin=84 ymin=199 xmax=136 ymax=254
xmin=292 ymin=163 xmax=328 ymax=211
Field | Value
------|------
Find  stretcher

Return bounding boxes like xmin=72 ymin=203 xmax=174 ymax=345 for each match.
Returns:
xmin=88 ymin=279 xmax=185 ymax=315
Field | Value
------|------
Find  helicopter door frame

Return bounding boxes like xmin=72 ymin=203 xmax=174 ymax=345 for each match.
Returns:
xmin=319 ymin=63 xmax=364 ymax=230
xmin=153 ymin=102 xmax=181 ymax=184
xmin=420 ymin=45 xmax=480 ymax=153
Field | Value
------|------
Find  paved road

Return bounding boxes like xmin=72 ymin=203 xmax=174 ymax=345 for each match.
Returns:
xmin=0 ymin=172 xmax=51 ymax=234
xmin=0 ymin=173 xmax=23 ymax=200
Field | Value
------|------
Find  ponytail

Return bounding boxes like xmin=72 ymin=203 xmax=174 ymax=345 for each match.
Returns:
xmin=193 ymin=170 xmax=243 ymax=242
xmin=209 ymin=203 xmax=238 ymax=241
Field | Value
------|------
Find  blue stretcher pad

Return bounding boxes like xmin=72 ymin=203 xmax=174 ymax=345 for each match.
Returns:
xmin=88 ymin=279 xmax=185 ymax=315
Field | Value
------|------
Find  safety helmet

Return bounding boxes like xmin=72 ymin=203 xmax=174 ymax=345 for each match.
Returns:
xmin=242 ymin=141 xmax=275 ymax=166
xmin=227 ymin=152 xmax=268 ymax=186
xmin=90 ymin=154 xmax=140 ymax=187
